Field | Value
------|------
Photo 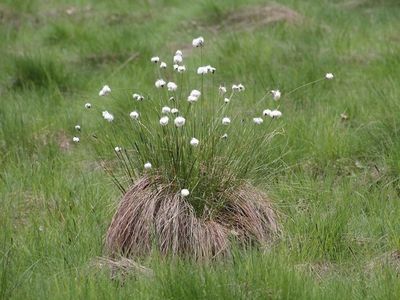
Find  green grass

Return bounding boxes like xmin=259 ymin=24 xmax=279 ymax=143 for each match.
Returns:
xmin=1 ymin=0 xmax=400 ymax=299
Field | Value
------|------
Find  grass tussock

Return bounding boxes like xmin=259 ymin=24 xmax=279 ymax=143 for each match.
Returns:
xmin=106 ymin=176 xmax=279 ymax=260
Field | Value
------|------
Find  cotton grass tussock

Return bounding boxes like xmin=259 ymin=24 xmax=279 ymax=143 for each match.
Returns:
xmin=74 ymin=35 xmax=334 ymax=260
xmin=105 ymin=176 xmax=279 ymax=259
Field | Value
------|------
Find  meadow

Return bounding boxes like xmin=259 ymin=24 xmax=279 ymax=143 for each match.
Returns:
xmin=1 ymin=0 xmax=400 ymax=299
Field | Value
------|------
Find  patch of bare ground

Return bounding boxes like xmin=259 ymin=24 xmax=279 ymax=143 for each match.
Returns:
xmin=56 ymin=130 xmax=71 ymax=151
xmin=366 ymin=250 xmax=400 ymax=273
xmin=44 ymin=5 xmax=92 ymax=19
xmin=82 ymin=51 xmax=140 ymax=67
xmin=220 ymin=4 xmax=302 ymax=30
xmin=339 ymin=52 xmax=380 ymax=65
xmin=92 ymin=257 xmax=154 ymax=281
xmin=33 ymin=129 xmax=71 ymax=152
xmin=172 ymin=4 xmax=302 ymax=57
xmin=295 ymin=261 xmax=336 ymax=281
xmin=0 ymin=4 xmax=22 ymax=29
xmin=339 ymin=0 xmax=399 ymax=10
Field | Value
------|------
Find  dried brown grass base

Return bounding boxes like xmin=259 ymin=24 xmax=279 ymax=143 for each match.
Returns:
xmin=105 ymin=176 xmax=279 ymax=260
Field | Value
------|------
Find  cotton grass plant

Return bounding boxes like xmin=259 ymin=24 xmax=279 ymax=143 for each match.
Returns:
xmin=73 ymin=36 xmax=333 ymax=260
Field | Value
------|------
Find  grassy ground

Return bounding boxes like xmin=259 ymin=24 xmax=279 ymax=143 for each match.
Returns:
xmin=1 ymin=0 xmax=400 ymax=299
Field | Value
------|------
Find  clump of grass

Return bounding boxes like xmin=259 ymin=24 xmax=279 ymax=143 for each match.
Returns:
xmin=10 ymin=53 xmax=72 ymax=91
xmin=73 ymin=36 xmax=333 ymax=259
xmin=105 ymin=175 xmax=279 ymax=259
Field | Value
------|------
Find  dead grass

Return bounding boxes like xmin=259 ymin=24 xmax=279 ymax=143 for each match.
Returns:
xmin=295 ymin=261 xmax=336 ymax=281
xmin=366 ymin=250 xmax=400 ymax=273
xmin=224 ymin=4 xmax=302 ymax=29
xmin=105 ymin=176 xmax=279 ymax=260
xmin=92 ymin=257 xmax=154 ymax=280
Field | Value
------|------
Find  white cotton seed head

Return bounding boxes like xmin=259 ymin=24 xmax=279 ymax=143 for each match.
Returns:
xmin=181 ymin=189 xmax=190 ymax=197
xmin=74 ymin=125 xmax=81 ymax=131
xmin=160 ymin=61 xmax=167 ymax=69
xmin=222 ymin=117 xmax=231 ymax=125
xmin=238 ymin=84 xmax=245 ymax=91
xmin=173 ymin=64 xmax=179 ymax=70
xmin=102 ymin=111 xmax=114 ymax=122
xmin=114 ymin=146 xmax=122 ymax=152
xmin=224 ymin=98 xmax=230 ymax=103
xmin=270 ymin=110 xmax=282 ymax=118
xmin=187 ymin=95 xmax=198 ymax=103
xmin=177 ymin=65 xmax=186 ymax=73
xmin=219 ymin=86 xmax=227 ymax=94
xmin=205 ymin=65 xmax=216 ymax=73
xmin=99 ymin=85 xmax=111 ymax=96
xmin=325 ymin=73 xmax=334 ymax=80
xmin=253 ymin=117 xmax=264 ymax=125
xmin=151 ymin=56 xmax=160 ymax=63
xmin=155 ymin=79 xmax=166 ymax=88
xmin=130 ymin=111 xmax=139 ymax=120
xmin=144 ymin=162 xmax=152 ymax=169
xmin=84 ymin=103 xmax=91 ymax=109
xmin=132 ymin=93 xmax=144 ymax=101
xmin=192 ymin=36 xmax=204 ymax=47
xmin=162 ymin=106 xmax=171 ymax=114
xmin=271 ymin=90 xmax=281 ymax=100
xmin=167 ymin=82 xmax=178 ymax=91
xmin=72 ymin=136 xmax=80 ymax=143
xmin=190 ymin=137 xmax=199 ymax=147
xmin=263 ymin=109 xmax=272 ymax=117
xmin=174 ymin=116 xmax=186 ymax=127
xmin=173 ymin=54 xmax=183 ymax=64
xmin=197 ymin=66 xmax=208 ymax=75
xmin=232 ymin=84 xmax=239 ymax=91
xmin=171 ymin=108 xmax=179 ymax=114
xmin=159 ymin=116 xmax=169 ymax=126
xmin=221 ymin=133 xmax=228 ymax=139
xmin=175 ymin=50 xmax=183 ymax=56
xmin=190 ymin=90 xmax=201 ymax=98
